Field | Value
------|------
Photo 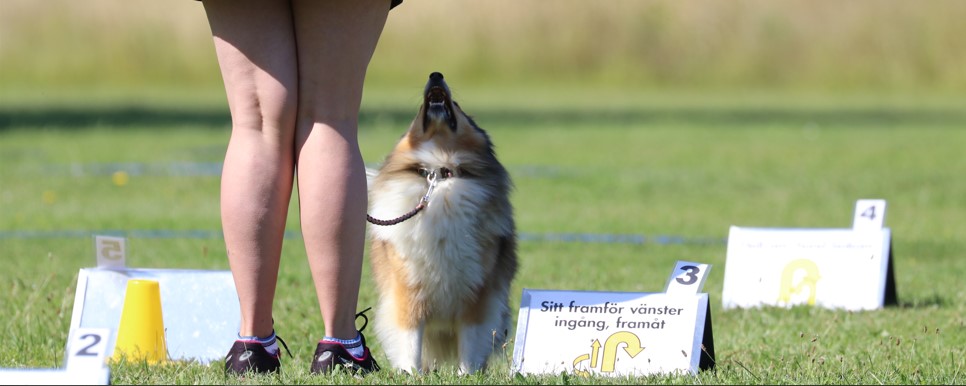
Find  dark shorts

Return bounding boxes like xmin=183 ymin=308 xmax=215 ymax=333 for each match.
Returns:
xmin=197 ymin=0 xmax=402 ymax=9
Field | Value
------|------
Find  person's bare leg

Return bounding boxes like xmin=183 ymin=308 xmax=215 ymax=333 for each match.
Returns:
xmin=292 ymin=0 xmax=389 ymax=339
xmin=204 ymin=0 xmax=298 ymax=339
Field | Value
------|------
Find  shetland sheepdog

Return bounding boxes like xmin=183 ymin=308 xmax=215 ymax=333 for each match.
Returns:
xmin=366 ymin=72 xmax=517 ymax=374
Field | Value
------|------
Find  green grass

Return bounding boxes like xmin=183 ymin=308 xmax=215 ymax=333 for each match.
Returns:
xmin=6 ymin=0 xmax=966 ymax=102
xmin=4 ymin=1 xmax=965 ymax=382
xmin=1 ymin=95 xmax=964 ymax=384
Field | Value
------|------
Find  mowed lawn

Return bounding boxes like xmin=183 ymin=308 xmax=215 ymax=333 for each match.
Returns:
xmin=1 ymin=97 xmax=964 ymax=384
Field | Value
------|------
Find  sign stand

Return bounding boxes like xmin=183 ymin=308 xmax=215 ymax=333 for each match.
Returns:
xmin=853 ymin=200 xmax=897 ymax=306
xmin=883 ymin=237 xmax=898 ymax=306
xmin=721 ymin=199 xmax=897 ymax=310
xmin=512 ymin=261 xmax=715 ymax=376
xmin=66 ymin=235 xmax=240 ymax=364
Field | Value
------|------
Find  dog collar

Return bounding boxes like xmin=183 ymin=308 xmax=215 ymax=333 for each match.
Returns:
xmin=418 ymin=167 xmax=457 ymax=180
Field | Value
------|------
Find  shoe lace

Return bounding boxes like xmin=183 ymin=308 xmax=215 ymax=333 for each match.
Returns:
xmin=354 ymin=307 xmax=380 ymax=371
xmin=275 ymin=335 xmax=293 ymax=359
xmin=267 ymin=317 xmax=293 ymax=360
xmin=355 ymin=307 xmax=373 ymax=332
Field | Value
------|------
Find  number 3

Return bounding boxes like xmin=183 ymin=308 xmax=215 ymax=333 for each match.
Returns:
xmin=676 ymin=265 xmax=700 ymax=285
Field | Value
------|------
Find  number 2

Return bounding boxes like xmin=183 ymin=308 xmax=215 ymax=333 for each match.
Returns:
xmin=75 ymin=334 xmax=102 ymax=356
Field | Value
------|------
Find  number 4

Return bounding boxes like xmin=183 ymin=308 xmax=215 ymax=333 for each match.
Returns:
xmin=860 ymin=206 xmax=876 ymax=220
xmin=853 ymin=199 xmax=886 ymax=231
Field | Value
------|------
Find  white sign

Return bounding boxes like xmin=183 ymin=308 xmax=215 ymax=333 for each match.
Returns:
xmin=721 ymin=226 xmax=894 ymax=310
xmin=665 ymin=261 xmax=711 ymax=295
xmin=512 ymin=289 xmax=714 ymax=376
xmin=93 ymin=235 xmax=126 ymax=269
xmin=0 ymin=368 xmax=110 ymax=385
xmin=0 ymin=328 xmax=111 ymax=385
xmin=68 ymin=268 xmax=239 ymax=364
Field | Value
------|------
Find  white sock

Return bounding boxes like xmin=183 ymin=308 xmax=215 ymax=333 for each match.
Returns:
xmin=322 ymin=332 xmax=364 ymax=358
xmin=239 ymin=331 xmax=279 ymax=357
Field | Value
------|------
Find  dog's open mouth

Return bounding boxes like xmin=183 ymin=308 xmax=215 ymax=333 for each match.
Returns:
xmin=423 ymin=72 xmax=457 ymax=131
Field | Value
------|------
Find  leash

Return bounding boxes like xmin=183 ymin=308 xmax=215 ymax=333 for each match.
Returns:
xmin=366 ymin=169 xmax=442 ymax=226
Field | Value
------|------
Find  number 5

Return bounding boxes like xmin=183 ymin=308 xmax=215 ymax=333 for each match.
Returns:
xmin=94 ymin=235 xmax=126 ymax=268
xmin=99 ymin=240 xmax=122 ymax=261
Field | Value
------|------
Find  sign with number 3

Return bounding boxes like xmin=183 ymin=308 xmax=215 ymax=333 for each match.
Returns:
xmin=666 ymin=261 xmax=711 ymax=295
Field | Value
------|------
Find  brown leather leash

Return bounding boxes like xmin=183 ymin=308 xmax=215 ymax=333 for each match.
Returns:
xmin=366 ymin=169 xmax=443 ymax=226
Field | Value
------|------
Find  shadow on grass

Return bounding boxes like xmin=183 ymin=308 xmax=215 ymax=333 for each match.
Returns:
xmin=3 ymin=105 xmax=966 ymax=130
xmin=897 ymin=293 xmax=948 ymax=309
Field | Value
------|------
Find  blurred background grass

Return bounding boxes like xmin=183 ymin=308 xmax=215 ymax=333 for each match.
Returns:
xmin=3 ymin=0 xmax=966 ymax=107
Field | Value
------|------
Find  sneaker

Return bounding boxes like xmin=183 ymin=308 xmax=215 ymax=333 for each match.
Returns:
xmin=310 ymin=308 xmax=381 ymax=375
xmin=224 ymin=335 xmax=291 ymax=375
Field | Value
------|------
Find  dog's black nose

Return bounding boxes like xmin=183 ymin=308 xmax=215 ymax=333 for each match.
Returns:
xmin=429 ymin=72 xmax=444 ymax=81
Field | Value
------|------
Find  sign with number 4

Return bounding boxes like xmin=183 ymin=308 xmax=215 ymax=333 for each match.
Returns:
xmin=853 ymin=199 xmax=886 ymax=231
xmin=721 ymin=199 xmax=897 ymax=311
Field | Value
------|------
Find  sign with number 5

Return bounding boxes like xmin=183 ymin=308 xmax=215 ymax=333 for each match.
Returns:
xmin=94 ymin=235 xmax=126 ymax=269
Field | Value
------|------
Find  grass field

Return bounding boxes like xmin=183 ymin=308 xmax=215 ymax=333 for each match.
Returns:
xmin=2 ymin=0 xmax=965 ymax=383
xmin=2 ymin=94 xmax=964 ymax=384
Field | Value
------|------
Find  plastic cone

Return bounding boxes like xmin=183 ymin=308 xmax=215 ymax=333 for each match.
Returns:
xmin=112 ymin=279 xmax=168 ymax=363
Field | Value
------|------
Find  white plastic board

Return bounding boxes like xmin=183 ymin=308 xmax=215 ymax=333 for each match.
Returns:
xmin=68 ymin=268 xmax=239 ymax=364
xmin=721 ymin=226 xmax=894 ymax=310
xmin=512 ymin=289 xmax=714 ymax=376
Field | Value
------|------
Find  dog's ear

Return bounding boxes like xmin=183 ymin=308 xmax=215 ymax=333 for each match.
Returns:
xmin=449 ymin=103 xmax=493 ymax=150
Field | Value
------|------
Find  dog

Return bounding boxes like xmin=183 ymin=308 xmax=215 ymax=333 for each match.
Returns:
xmin=366 ymin=72 xmax=518 ymax=374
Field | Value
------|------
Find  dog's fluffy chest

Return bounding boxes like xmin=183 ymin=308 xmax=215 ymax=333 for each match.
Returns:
xmin=369 ymin=174 xmax=507 ymax=309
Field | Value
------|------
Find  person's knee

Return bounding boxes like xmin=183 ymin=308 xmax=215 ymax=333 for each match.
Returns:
xmin=230 ymin=95 xmax=298 ymax=138
xmin=295 ymin=101 xmax=361 ymax=138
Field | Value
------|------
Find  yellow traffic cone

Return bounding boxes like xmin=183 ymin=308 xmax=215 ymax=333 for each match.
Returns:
xmin=112 ymin=279 xmax=168 ymax=364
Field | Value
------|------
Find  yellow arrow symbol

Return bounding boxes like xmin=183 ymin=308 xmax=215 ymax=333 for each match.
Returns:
xmin=590 ymin=340 xmax=601 ymax=368
xmin=601 ymin=331 xmax=644 ymax=372
xmin=572 ymin=353 xmax=591 ymax=377
xmin=778 ymin=258 xmax=821 ymax=306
